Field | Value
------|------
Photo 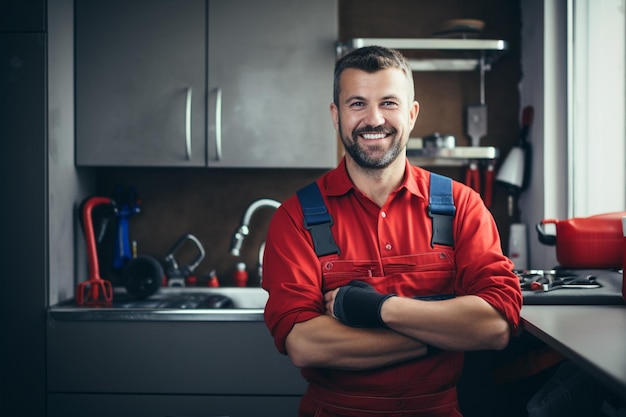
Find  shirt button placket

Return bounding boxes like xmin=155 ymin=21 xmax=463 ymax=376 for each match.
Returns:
xmin=380 ymin=211 xmax=392 ymax=251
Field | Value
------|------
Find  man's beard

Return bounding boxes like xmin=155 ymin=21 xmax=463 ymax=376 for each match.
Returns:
xmin=339 ymin=119 xmax=404 ymax=170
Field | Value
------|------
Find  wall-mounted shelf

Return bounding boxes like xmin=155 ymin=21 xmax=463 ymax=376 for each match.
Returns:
xmin=406 ymin=138 xmax=498 ymax=167
xmin=336 ymin=38 xmax=508 ymax=72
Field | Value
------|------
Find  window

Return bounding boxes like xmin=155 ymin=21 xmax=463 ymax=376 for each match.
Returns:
xmin=568 ymin=0 xmax=625 ymax=216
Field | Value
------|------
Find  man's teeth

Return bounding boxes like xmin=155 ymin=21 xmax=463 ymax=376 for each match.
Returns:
xmin=361 ymin=133 xmax=387 ymax=139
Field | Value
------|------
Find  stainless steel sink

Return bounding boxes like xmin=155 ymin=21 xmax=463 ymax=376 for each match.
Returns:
xmin=111 ymin=287 xmax=268 ymax=309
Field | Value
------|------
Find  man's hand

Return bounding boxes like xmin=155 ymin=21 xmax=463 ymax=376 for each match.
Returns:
xmin=325 ymin=280 xmax=395 ymax=328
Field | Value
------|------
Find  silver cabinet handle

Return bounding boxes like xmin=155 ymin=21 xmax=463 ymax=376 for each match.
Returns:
xmin=215 ymin=87 xmax=222 ymax=161
xmin=185 ymin=87 xmax=192 ymax=160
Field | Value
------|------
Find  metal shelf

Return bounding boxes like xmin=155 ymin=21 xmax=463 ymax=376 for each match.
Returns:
xmin=336 ymin=38 xmax=508 ymax=71
xmin=406 ymin=138 xmax=499 ymax=167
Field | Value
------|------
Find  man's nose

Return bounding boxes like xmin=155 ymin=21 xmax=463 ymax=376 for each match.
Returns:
xmin=363 ymin=106 xmax=385 ymax=127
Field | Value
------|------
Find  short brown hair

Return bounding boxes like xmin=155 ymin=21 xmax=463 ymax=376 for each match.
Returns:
xmin=333 ymin=46 xmax=414 ymax=105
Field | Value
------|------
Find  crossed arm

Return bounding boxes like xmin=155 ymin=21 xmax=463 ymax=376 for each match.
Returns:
xmin=285 ymin=290 xmax=511 ymax=371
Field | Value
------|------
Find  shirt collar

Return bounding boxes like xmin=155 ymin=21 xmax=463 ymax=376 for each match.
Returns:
xmin=325 ymin=156 xmax=428 ymax=203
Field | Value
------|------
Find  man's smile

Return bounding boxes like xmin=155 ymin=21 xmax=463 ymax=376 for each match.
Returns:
xmin=361 ymin=132 xmax=388 ymax=140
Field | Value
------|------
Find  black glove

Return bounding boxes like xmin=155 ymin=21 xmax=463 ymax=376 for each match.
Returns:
xmin=333 ymin=280 xmax=395 ymax=328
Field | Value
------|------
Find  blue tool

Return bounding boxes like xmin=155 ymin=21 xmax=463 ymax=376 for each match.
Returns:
xmin=112 ymin=186 xmax=141 ymax=271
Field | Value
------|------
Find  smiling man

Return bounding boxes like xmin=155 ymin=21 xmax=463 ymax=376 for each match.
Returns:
xmin=262 ymin=46 xmax=522 ymax=417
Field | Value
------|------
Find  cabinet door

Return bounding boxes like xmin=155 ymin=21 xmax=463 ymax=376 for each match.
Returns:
xmin=48 ymin=393 xmax=301 ymax=417
xmin=208 ymin=0 xmax=338 ymax=168
xmin=47 ymin=320 xmax=306 ymax=395
xmin=0 ymin=0 xmax=45 ymax=32
xmin=75 ymin=0 xmax=206 ymax=167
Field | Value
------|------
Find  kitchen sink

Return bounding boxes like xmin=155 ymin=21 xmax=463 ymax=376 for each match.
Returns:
xmin=110 ymin=287 xmax=268 ymax=309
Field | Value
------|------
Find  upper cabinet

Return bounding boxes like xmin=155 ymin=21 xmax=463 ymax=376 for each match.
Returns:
xmin=75 ymin=0 xmax=338 ymax=168
xmin=207 ymin=0 xmax=338 ymax=168
xmin=75 ymin=0 xmax=207 ymax=167
xmin=0 ymin=0 xmax=46 ymax=32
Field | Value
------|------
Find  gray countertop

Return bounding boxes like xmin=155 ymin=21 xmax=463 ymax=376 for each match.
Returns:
xmin=48 ymin=306 xmax=265 ymax=321
xmin=52 ymin=270 xmax=623 ymax=321
xmin=48 ymin=287 xmax=267 ymax=321
xmin=521 ymin=304 xmax=626 ymax=401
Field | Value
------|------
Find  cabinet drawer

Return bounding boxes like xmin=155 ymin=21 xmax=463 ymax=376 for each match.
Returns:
xmin=47 ymin=393 xmax=301 ymax=417
xmin=47 ymin=320 xmax=306 ymax=395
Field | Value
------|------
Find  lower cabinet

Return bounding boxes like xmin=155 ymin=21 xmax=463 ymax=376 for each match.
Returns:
xmin=47 ymin=318 xmax=306 ymax=416
xmin=47 ymin=393 xmax=301 ymax=417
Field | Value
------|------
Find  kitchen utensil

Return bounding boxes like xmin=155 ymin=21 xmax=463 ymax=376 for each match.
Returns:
xmin=122 ymin=255 xmax=164 ymax=300
xmin=536 ymin=211 xmax=626 ymax=269
xmin=76 ymin=196 xmax=115 ymax=306
xmin=422 ymin=132 xmax=455 ymax=152
xmin=111 ymin=185 xmax=140 ymax=272
xmin=206 ymin=270 xmax=220 ymax=287
xmin=535 ymin=275 xmax=600 ymax=292
xmin=508 ymin=223 xmax=528 ymax=270
xmin=163 ymin=233 xmax=206 ymax=287
xmin=482 ymin=161 xmax=495 ymax=208
xmin=496 ymin=106 xmax=534 ymax=218
xmin=622 ymin=216 xmax=626 ymax=300
xmin=465 ymin=104 xmax=487 ymax=190
xmin=518 ymin=270 xmax=600 ymax=292
xmin=432 ymin=19 xmax=485 ymax=39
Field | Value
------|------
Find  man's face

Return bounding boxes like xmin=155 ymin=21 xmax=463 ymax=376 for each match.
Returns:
xmin=331 ymin=68 xmax=419 ymax=170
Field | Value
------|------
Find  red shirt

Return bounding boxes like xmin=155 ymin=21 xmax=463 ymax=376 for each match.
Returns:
xmin=263 ymin=157 xmax=522 ymax=397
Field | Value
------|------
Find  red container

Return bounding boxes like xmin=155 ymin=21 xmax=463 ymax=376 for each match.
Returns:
xmin=622 ymin=216 xmax=626 ymax=299
xmin=536 ymin=211 xmax=626 ymax=269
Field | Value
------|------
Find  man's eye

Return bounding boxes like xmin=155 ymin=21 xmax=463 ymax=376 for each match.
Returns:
xmin=382 ymin=101 xmax=398 ymax=107
xmin=350 ymin=102 xmax=365 ymax=108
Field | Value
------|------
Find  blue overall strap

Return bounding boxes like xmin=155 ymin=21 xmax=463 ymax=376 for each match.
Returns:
xmin=428 ymin=172 xmax=456 ymax=247
xmin=296 ymin=182 xmax=340 ymax=257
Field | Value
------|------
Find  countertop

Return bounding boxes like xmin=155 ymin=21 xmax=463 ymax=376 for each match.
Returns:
xmin=521 ymin=303 xmax=626 ymax=401
xmin=48 ymin=287 xmax=266 ymax=321
xmin=51 ymin=270 xmax=623 ymax=321
xmin=519 ymin=269 xmax=626 ymax=401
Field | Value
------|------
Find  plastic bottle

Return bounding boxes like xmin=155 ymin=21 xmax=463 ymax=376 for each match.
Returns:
xmin=206 ymin=270 xmax=220 ymax=288
xmin=234 ymin=262 xmax=248 ymax=287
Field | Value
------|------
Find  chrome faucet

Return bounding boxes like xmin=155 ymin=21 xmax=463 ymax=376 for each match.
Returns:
xmin=229 ymin=198 xmax=281 ymax=281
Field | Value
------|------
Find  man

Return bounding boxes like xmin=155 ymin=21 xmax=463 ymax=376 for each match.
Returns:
xmin=262 ymin=46 xmax=522 ymax=416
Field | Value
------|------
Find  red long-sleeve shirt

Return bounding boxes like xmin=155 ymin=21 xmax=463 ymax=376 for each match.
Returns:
xmin=263 ymin=157 xmax=522 ymax=398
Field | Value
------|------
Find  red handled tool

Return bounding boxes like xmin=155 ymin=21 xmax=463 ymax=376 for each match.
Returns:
xmin=76 ymin=196 xmax=115 ymax=306
xmin=465 ymin=161 xmax=481 ymax=195
xmin=482 ymin=161 xmax=495 ymax=208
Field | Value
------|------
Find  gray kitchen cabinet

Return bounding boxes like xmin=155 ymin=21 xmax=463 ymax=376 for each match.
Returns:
xmin=76 ymin=0 xmax=338 ymax=168
xmin=47 ymin=318 xmax=306 ymax=416
xmin=207 ymin=0 xmax=338 ymax=168
xmin=75 ymin=0 xmax=207 ymax=167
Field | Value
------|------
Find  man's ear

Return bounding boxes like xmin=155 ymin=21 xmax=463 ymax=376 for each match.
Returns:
xmin=409 ymin=101 xmax=420 ymax=130
xmin=330 ymin=103 xmax=339 ymax=131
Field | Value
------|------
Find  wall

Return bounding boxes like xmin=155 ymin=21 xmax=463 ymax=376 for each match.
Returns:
xmin=66 ymin=0 xmax=523 ymax=296
xmin=48 ymin=0 xmax=94 ymax=306
xmin=520 ymin=1 xmax=567 ymax=270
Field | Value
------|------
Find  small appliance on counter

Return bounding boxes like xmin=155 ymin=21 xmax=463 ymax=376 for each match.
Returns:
xmin=622 ymin=215 xmax=626 ymax=299
xmin=536 ymin=211 xmax=626 ymax=270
